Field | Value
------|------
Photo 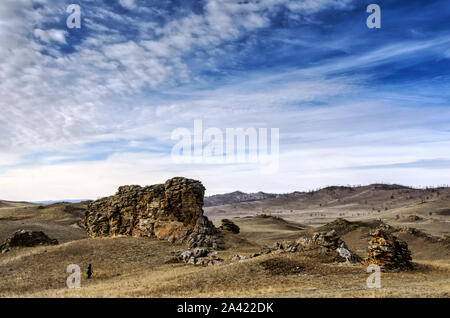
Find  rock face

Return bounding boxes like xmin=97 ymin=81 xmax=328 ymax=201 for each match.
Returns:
xmin=1 ymin=230 xmax=58 ymax=253
xmin=367 ymin=227 xmax=413 ymax=270
xmin=83 ymin=177 xmax=223 ymax=249
xmin=219 ymin=219 xmax=240 ymax=234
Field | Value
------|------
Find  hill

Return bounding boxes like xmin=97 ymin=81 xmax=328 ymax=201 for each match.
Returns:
xmin=205 ymin=184 xmax=450 ymax=237
xmin=0 ymin=215 xmax=448 ymax=297
xmin=204 ymin=191 xmax=277 ymax=207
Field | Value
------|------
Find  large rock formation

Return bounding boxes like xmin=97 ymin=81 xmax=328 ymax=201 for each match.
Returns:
xmin=83 ymin=177 xmax=224 ymax=249
xmin=367 ymin=227 xmax=412 ymax=270
xmin=1 ymin=230 xmax=58 ymax=254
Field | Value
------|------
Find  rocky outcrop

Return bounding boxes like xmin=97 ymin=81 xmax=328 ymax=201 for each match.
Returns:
xmin=219 ymin=219 xmax=240 ymax=234
xmin=239 ymin=230 xmax=361 ymax=265
xmin=367 ymin=227 xmax=413 ymax=270
xmin=1 ymin=230 xmax=58 ymax=253
xmin=296 ymin=230 xmax=361 ymax=264
xmin=168 ymin=248 xmax=224 ymax=266
xmin=83 ymin=177 xmax=224 ymax=249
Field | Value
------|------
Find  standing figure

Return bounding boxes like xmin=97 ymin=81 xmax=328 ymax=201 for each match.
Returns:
xmin=87 ymin=264 xmax=93 ymax=279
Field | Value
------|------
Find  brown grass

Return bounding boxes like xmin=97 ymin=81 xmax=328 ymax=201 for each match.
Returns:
xmin=0 ymin=199 xmax=449 ymax=298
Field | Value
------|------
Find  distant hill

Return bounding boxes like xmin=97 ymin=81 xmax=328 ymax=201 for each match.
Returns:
xmin=203 ymin=184 xmax=426 ymax=208
xmin=204 ymin=191 xmax=278 ymax=207
xmin=204 ymin=184 xmax=450 ymax=236
xmin=32 ymin=199 xmax=92 ymax=204
xmin=0 ymin=200 xmax=36 ymax=208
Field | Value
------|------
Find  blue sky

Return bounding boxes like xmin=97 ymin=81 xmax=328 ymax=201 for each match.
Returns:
xmin=0 ymin=0 xmax=450 ymax=200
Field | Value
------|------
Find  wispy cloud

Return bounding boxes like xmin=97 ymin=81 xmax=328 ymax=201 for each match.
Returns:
xmin=0 ymin=0 xmax=449 ymax=200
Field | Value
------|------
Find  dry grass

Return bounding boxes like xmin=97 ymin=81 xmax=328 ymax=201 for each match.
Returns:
xmin=1 ymin=236 xmax=449 ymax=298
xmin=0 ymin=199 xmax=449 ymax=298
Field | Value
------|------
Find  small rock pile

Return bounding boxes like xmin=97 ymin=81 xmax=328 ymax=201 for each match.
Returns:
xmin=272 ymin=240 xmax=299 ymax=253
xmin=296 ymin=230 xmax=361 ymax=264
xmin=219 ymin=219 xmax=240 ymax=234
xmin=228 ymin=230 xmax=360 ymax=264
xmin=1 ymin=230 xmax=58 ymax=254
xmin=187 ymin=216 xmax=224 ymax=249
xmin=367 ymin=227 xmax=413 ymax=270
xmin=230 ymin=253 xmax=261 ymax=261
xmin=310 ymin=230 xmax=347 ymax=250
xmin=171 ymin=247 xmax=224 ymax=266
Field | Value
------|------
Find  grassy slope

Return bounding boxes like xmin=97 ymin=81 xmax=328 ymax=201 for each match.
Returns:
xmin=0 ymin=193 xmax=449 ymax=298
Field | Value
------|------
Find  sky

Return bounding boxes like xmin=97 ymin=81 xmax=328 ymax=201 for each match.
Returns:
xmin=0 ymin=0 xmax=450 ymax=201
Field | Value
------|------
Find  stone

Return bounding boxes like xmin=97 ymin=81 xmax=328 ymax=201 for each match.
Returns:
xmin=177 ymin=248 xmax=223 ymax=266
xmin=336 ymin=247 xmax=360 ymax=264
xmin=0 ymin=230 xmax=58 ymax=253
xmin=181 ymin=250 xmax=193 ymax=262
xmin=367 ymin=227 xmax=413 ymax=271
xmin=193 ymin=247 xmax=209 ymax=258
xmin=83 ymin=177 xmax=224 ymax=249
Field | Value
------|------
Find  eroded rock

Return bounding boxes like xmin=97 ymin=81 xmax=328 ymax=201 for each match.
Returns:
xmin=83 ymin=177 xmax=223 ymax=249
xmin=174 ymin=248 xmax=223 ymax=266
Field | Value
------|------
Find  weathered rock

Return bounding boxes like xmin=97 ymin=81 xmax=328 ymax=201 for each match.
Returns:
xmin=180 ymin=250 xmax=193 ymax=262
xmin=367 ymin=227 xmax=413 ymax=271
xmin=187 ymin=215 xmax=224 ymax=249
xmin=336 ymin=247 xmax=360 ymax=264
xmin=177 ymin=248 xmax=222 ymax=266
xmin=0 ymin=230 xmax=58 ymax=253
xmin=219 ymin=219 xmax=240 ymax=234
xmin=83 ymin=177 xmax=224 ymax=248
xmin=294 ymin=230 xmax=361 ymax=264
xmin=312 ymin=230 xmax=347 ymax=249
xmin=272 ymin=240 xmax=299 ymax=253
xmin=192 ymin=247 xmax=209 ymax=258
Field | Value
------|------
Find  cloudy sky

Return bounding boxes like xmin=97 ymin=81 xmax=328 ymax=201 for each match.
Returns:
xmin=1 ymin=0 xmax=450 ymax=201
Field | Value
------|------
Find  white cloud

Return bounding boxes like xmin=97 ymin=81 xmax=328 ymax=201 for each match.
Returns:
xmin=119 ymin=0 xmax=136 ymax=10
xmin=1 ymin=0 xmax=449 ymax=199
xmin=33 ymin=28 xmax=67 ymax=44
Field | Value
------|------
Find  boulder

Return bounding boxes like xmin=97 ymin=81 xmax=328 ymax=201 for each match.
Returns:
xmin=336 ymin=247 xmax=360 ymax=264
xmin=1 ymin=230 xmax=58 ymax=253
xmin=83 ymin=177 xmax=224 ymax=249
